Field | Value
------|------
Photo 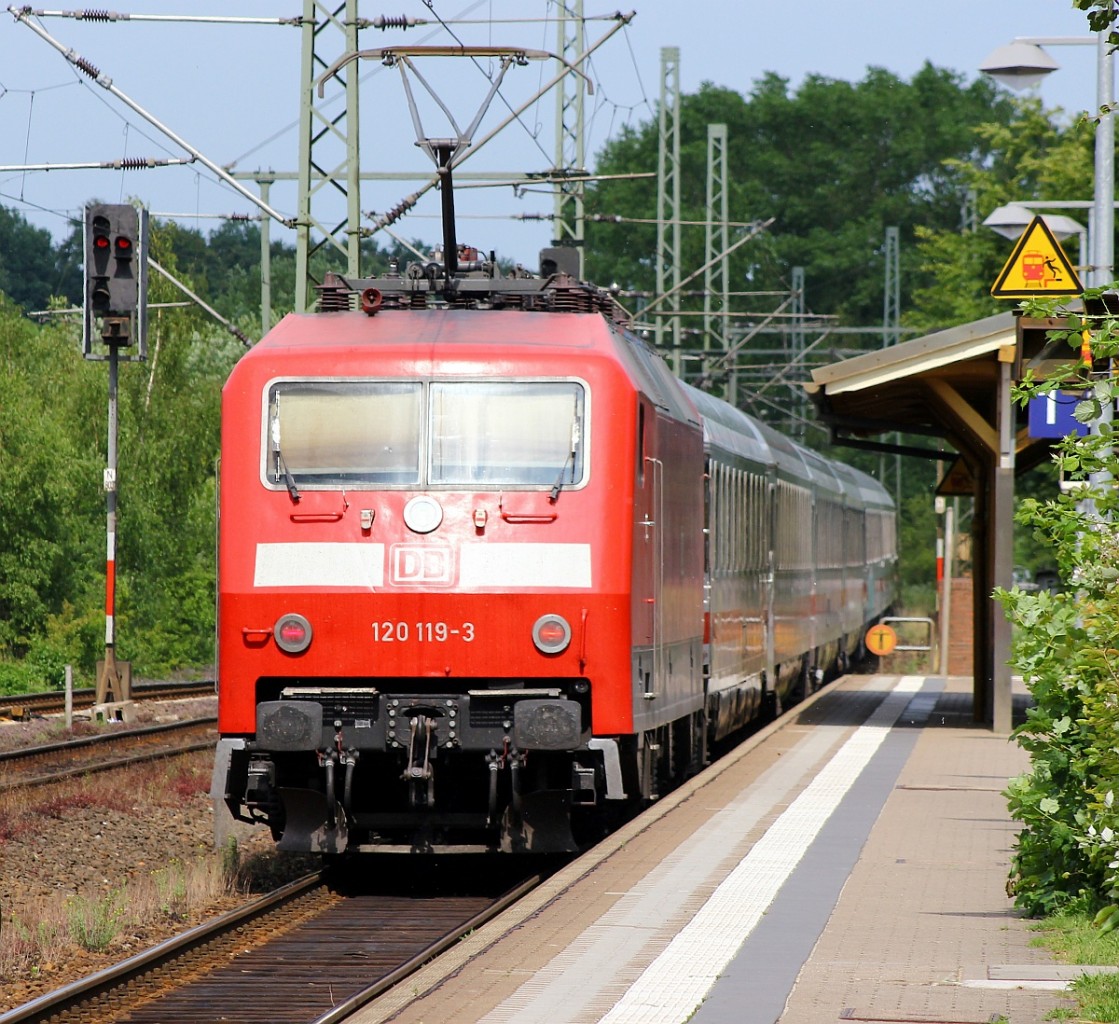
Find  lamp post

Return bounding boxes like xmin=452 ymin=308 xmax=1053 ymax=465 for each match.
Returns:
xmin=980 ymin=33 xmax=1114 ymax=287
xmin=978 ymin=33 xmax=1116 ymax=734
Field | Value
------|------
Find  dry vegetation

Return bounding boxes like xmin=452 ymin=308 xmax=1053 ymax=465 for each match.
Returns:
xmin=0 ymin=704 xmax=312 ymax=1011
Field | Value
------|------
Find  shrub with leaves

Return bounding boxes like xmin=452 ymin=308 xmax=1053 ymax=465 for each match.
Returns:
xmin=999 ymin=294 xmax=1119 ymax=916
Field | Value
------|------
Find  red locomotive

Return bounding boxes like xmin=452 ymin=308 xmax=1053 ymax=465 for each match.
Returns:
xmin=212 ymin=252 xmax=896 ymax=854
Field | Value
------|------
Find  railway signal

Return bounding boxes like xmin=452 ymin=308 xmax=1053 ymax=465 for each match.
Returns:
xmin=82 ymin=201 xmax=150 ymax=715
xmin=82 ymin=202 xmax=149 ymax=359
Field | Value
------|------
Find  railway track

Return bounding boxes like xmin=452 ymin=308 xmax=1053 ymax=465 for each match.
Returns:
xmin=1 ymin=681 xmax=215 ymax=719
xmin=0 ymin=718 xmax=217 ymax=792
xmin=0 ymin=865 xmax=541 ymax=1024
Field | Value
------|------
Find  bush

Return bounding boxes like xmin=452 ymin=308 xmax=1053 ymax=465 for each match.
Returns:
xmin=1000 ymin=297 xmax=1119 ymax=916
xmin=0 ymin=660 xmax=39 ymax=697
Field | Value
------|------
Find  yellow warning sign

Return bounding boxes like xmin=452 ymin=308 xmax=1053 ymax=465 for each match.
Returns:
xmin=991 ymin=216 xmax=1083 ymax=299
xmin=866 ymin=623 xmax=898 ymax=657
xmin=935 ymin=455 xmax=975 ymax=497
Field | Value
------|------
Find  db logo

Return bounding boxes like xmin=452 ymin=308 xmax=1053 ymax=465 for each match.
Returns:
xmin=391 ymin=545 xmax=454 ymax=586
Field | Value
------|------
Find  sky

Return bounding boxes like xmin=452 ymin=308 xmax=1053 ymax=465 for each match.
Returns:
xmin=0 ymin=1 xmax=1106 ymax=268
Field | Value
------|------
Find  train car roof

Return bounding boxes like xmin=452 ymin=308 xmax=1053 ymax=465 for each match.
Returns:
xmin=683 ymin=381 xmax=837 ymax=493
xmin=679 ymin=382 xmax=771 ymax=465
xmin=829 ymin=460 xmax=894 ymax=511
xmin=679 ymin=380 xmax=893 ymax=509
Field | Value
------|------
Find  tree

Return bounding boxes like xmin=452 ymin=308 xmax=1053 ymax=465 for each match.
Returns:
xmin=0 ymin=207 xmax=82 ymax=311
xmin=0 ymin=295 xmax=104 ymax=673
xmin=907 ymin=96 xmax=1096 ymax=334
xmin=584 ymin=66 xmax=1015 ymax=326
xmin=1074 ymin=0 xmax=1119 ymax=37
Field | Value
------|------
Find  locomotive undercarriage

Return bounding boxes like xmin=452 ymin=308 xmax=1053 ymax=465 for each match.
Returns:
xmin=215 ymin=680 xmax=628 ymax=853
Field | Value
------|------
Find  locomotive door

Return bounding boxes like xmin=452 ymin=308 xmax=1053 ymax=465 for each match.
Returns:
xmin=765 ymin=476 xmax=777 ymax=697
xmin=632 ymin=399 xmax=663 ymax=703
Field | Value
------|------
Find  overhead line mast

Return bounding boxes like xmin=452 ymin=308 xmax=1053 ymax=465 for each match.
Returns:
xmin=656 ymin=46 xmax=682 ymax=372
xmin=294 ymin=0 xmax=361 ymax=313
xmin=553 ymin=0 xmax=587 ymax=279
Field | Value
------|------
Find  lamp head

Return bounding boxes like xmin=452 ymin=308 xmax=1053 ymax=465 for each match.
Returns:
xmin=979 ymin=41 xmax=1059 ymax=90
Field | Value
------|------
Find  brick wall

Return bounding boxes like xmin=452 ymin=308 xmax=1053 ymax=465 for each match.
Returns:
xmin=946 ymin=575 xmax=974 ymax=676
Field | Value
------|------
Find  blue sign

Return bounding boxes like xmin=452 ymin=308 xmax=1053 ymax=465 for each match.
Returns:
xmin=1027 ymin=390 xmax=1090 ymax=438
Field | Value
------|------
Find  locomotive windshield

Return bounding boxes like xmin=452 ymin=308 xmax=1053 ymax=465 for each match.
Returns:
xmin=265 ymin=378 xmax=586 ymax=490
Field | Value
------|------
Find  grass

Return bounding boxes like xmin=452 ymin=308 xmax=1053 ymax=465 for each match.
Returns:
xmin=0 ymin=839 xmax=313 ymax=984
xmin=0 ymin=752 xmax=313 ymax=990
xmin=1031 ymin=912 xmax=1119 ymax=1022
xmin=66 ymin=889 xmax=127 ymax=952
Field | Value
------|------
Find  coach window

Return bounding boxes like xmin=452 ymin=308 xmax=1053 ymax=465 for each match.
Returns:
xmin=430 ymin=381 xmax=585 ymax=487
xmin=265 ymin=381 xmax=422 ymax=486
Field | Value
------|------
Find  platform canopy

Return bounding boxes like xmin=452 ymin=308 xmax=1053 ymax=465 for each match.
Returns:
xmin=805 ymin=310 xmax=1075 ymax=732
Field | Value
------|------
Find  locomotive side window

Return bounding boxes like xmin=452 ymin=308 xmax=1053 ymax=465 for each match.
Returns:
xmin=429 ymin=381 xmax=584 ymax=486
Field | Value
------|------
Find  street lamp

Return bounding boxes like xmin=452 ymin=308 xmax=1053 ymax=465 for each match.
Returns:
xmin=979 ymin=34 xmax=1114 ymax=288
xmin=982 ymin=202 xmax=1087 ymax=270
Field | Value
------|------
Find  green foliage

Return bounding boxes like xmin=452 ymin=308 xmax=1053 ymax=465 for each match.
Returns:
xmin=0 ymin=295 xmax=103 ymax=657
xmin=585 ymin=67 xmax=1013 ymax=327
xmin=153 ymin=862 xmax=189 ymax=921
xmin=1031 ymin=911 xmax=1119 ymax=1022
xmin=1000 ymin=298 xmax=1119 ymax=917
xmin=907 ymin=96 xmax=1096 ymax=335
xmin=1073 ymin=0 xmax=1119 ymax=40
xmin=0 ymin=222 xmax=235 ymax=679
xmin=66 ymin=889 xmax=126 ymax=952
xmin=0 ymin=207 xmax=82 ymax=312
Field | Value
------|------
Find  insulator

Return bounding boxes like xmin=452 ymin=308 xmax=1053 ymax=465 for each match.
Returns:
xmin=373 ymin=15 xmax=417 ymax=30
xmin=73 ymin=55 xmax=102 ymax=79
xmin=118 ymin=157 xmax=150 ymax=171
xmin=317 ymin=289 xmax=351 ymax=312
xmin=315 ymin=273 xmax=353 ymax=312
xmin=551 ymin=285 xmax=593 ymax=314
xmin=76 ymin=9 xmax=114 ymax=21
xmin=369 ymin=193 xmax=419 ymax=230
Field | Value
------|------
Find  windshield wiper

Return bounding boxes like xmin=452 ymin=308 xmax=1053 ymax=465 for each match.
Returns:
xmin=270 ymin=398 xmax=301 ymax=504
xmin=550 ymin=450 xmax=573 ymax=502
xmin=549 ymin=403 xmax=581 ymax=503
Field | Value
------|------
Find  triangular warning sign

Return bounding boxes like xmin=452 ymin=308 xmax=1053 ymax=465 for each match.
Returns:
xmin=991 ymin=215 xmax=1083 ymax=298
xmin=936 ymin=455 xmax=974 ymax=496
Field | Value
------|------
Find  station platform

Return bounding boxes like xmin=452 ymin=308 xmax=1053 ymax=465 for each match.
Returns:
xmin=346 ymin=674 xmax=1078 ymax=1024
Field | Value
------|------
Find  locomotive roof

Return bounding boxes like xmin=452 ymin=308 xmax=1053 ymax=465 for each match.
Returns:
xmin=245 ymin=308 xmax=620 ymax=352
xmin=231 ymin=307 xmax=701 ymax=429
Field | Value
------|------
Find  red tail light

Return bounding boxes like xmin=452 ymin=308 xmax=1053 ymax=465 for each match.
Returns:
xmin=532 ymin=614 xmax=571 ymax=655
xmin=274 ymin=613 xmax=312 ymax=653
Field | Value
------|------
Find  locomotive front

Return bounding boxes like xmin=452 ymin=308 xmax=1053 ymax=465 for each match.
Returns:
xmin=212 ymin=308 xmax=642 ymax=854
